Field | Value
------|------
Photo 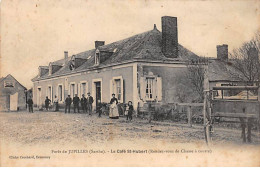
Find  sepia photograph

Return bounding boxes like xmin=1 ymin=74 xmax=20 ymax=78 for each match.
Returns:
xmin=0 ymin=0 xmax=259 ymax=167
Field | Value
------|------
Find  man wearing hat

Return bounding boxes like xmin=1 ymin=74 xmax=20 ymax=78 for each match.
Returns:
xmin=86 ymin=92 xmax=94 ymax=115
xmin=65 ymin=95 xmax=72 ymax=113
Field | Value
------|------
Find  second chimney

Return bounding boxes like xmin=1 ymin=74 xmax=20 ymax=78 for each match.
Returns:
xmin=95 ymin=41 xmax=105 ymax=49
xmin=162 ymin=16 xmax=178 ymax=58
xmin=64 ymin=51 xmax=68 ymax=60
xmin=217 ymin=44 xmax=228 ymax=61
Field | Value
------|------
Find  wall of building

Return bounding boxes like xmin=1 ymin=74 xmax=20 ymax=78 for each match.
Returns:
xmin=140 ymin=64 xmax=187 ymax=104
xmin=0 ymin=76 xmax=26 ymax=111
xmin=33 ymin=65 xmax=133 ymax=109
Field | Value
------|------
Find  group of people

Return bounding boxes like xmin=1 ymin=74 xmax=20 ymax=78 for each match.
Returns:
xmin=26 ymin=93 xmax=134 ymax=121
xmin=108 ymin=93 xmax=133 ymax=121
xmin=64 ymin=92 xmax=94 ymax=114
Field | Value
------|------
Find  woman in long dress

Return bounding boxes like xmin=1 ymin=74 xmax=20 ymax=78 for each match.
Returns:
xmin=109 ymin=94 xmax=119 ymax=119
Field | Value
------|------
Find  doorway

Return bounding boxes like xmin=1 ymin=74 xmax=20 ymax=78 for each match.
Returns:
xmin=37 ymin=87 xmax=42 ymax=107
xmin=95 ymin=82 xmax=101 ymax=107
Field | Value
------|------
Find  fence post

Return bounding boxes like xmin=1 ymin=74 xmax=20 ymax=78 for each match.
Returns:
xmin=187 ymin=106 xmax=192 ymax=127
xmin=257 ymin=86 xmax=260 ymax=133
xmin=148 ymin=103 xmax=152 ymax=123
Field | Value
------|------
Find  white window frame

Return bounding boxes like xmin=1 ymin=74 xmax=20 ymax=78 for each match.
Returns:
xmin=111 ymin=76 xmax=124 ymax=103
xmin=57 ymin=83 xmax=64 ymax=103
xmin=145 ymin=77 xmax=155 ymax=101
xmin=79 ymin=81 xmax=88 ymax=97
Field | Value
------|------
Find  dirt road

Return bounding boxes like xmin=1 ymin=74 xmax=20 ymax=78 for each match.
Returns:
xmin=1 ymin=111 xmax=259 ymax=146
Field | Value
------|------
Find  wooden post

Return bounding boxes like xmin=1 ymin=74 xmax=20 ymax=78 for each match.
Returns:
xmin=187 ymin=106 xmax=192 ymax=127
xmin=203 ymin=92 xmax=207 ymax=126
xmin=257 ymin=86 xmax=260 ymax=133
xmin=148 ymin=103 xmax=152 ymax=123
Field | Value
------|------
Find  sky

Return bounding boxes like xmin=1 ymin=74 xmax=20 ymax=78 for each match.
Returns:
xmin=1 ymin=0 xmax=260 ymax=88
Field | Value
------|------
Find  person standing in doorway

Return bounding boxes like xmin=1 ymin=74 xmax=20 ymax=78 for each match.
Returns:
xmin=54 ymin=95 xmax=59 ymax=112
xmin=27 ymin=97 xmax=33 ymax=113
xmin=73 ymin=94 xmax=80 ymax=113
xmin=65 ymin=95 xmax=72 ymax=113
xmin=45 ymin=96 xmax=51 ymax=111
xmin=86 ymin=92 xmax=94 ymax=115
xmin=81 ymin=94 xmax=87 ymax=113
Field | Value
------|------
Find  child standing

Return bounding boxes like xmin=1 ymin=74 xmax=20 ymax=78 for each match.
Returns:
xmin=96 ymin=99 xmax=102 ymax=117
xmin=126 ymin=101 xmax=133 ymax=121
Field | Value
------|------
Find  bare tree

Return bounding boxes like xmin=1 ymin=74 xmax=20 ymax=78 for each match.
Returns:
xmin=230 ymin=30 xmax=260 ymax=85
xmin=186 ymin=64 xmax=206 ymax=102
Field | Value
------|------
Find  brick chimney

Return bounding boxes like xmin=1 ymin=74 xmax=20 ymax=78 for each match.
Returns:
xmin=95 ymin=41 xmax=105 ymax=49
xmin=64 ymin=51 xmax=68 ymax=64
xmin=162 ymin=16 xmax=178 ymax=58
xmin=64 ymin=51 xmax=68 ymax=60
xmin=217 ymin=44 xmax=228 ymax=61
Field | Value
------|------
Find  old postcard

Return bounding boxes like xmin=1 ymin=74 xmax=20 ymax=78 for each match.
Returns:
xmin=0 ymin=0 xmax=260 ymax=167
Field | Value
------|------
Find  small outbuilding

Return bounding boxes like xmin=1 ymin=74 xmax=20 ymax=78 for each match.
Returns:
xmin=0 ymin=74 xmax=27 ymax=111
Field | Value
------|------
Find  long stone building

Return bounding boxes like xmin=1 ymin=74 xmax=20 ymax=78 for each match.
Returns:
xmin=32 ymin=16 xmax=201 ymax=110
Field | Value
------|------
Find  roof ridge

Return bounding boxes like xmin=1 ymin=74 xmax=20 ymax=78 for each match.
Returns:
xmin=49 ymin=30 xmax=156 ymax=64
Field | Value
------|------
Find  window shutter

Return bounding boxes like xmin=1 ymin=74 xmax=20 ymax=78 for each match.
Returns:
xmin=140 ymin=77 xmax=146 ymax=101
xmin=152 ymin=78 xmax=157 ymax=100
xmin=121 ymin=78 xmax=124 ymax=103
xmin=156 ymin=77 xmax=162 ymax=102
xmin=110 ymin=79 xmax=113 ymax=97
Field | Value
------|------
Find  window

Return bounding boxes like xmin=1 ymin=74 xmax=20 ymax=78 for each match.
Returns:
xmin=47 ymin=86 xmax=52 ymax=102
xmin=80 ymin=82 xmax=87 ymax=96
xmin=115 ymin=79 xmax=121 ymax=101
xmin=110 ymin=77 xmax=124 ymax=103
xmin=58 ymin=85 xmax=63 ymax=101
xmin=4 ymin=81 xmax=15 ymax=88
xmin=146 ymin=78 xmax=154 ymax=99
xmin=140 ymin=75 xmax=162 ymax=102
xmin=70 ymin=83 xmax=76 ymax=97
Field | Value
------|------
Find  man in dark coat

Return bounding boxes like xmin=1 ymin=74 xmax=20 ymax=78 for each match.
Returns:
xmin=27 ymin=97 xmax=34 ymax=113
xmin=65 ymin=95 xmax=72 ymax=113
xmin=86 ymin=92 xmax=94 ymax=115
xmin=73 ymin=94 xmax=80 ymax=113
xmin=80 ymin=94 xmax=87 ymax=113
xmin=45 ymin=96 xmax=51 ymax=111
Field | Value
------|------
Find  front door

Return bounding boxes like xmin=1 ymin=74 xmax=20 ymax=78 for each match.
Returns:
xmin=95 ymin=82 xmax=101 ymax=107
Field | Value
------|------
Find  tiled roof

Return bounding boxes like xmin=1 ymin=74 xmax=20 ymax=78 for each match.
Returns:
xmin=208 ymin=59 xmax=246 ymax=82
xmin=32 ymin=28 xmax=199 ymax=81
